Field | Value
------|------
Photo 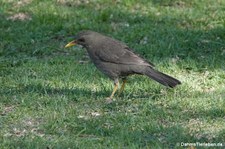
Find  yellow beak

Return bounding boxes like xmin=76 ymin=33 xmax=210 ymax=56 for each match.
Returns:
xmin=65 ymin=40 xmax=77 ymax=48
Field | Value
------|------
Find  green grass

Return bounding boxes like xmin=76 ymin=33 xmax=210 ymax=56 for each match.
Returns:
xmin=0 ymin=0 xmax=225 ymax=148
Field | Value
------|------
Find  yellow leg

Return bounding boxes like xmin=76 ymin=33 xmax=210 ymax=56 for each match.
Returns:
xmin=118 ymin=79 xmax=126 ymax=96
xmin=109 ymin=82 xmax=119 ymax=99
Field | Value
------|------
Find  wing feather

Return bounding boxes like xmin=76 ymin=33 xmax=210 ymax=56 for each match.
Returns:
xmin=94 ymin=38 xmax=154 ymax=67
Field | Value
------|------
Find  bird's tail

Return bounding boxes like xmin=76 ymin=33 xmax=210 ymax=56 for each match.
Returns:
xmin=144 ymin=67 xmax=181 ymax=88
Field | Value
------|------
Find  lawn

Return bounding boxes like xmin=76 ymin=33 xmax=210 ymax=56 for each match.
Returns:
xmin=0 ymin=0 xmax=225 ymax=148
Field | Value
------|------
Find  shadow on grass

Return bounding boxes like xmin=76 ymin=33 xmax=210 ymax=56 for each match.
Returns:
xmin=1 ymin=83 xmax=108 ymax=102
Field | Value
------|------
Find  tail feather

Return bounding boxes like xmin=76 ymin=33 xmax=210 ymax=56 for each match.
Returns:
xmin=144 ymin=67 xmax=181 ymax=88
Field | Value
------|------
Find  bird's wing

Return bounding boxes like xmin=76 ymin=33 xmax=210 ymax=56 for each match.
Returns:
xmin=95 ymin=38 xmax=155 ymax=67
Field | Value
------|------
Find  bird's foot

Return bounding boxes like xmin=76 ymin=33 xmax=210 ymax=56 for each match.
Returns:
xmin=105 ymin=97 xmax=115 ymax=104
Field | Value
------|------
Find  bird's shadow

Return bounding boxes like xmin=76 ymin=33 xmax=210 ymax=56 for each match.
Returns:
xmin=1 ymin=83 xmax=103 ymax=101
xmin=1 ymin=81 xmax=168 ymax=103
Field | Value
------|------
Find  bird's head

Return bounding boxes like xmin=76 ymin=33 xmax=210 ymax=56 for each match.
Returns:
xmin=65 ymin=30 xmax=101 ymax=48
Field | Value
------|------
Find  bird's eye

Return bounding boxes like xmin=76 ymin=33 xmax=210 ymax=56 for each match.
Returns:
xmin=78 ymin=38 xmax=85 ymax=42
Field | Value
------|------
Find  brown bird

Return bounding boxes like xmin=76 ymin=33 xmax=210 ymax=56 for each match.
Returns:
xmin=65 ymin=31 xmax=181 ymax=100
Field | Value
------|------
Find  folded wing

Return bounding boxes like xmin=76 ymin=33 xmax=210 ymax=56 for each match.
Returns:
xmin=95 ymin=38 xmax=154 ymax=67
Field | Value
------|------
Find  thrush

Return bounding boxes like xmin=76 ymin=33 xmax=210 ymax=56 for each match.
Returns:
xmin=65 ymin=30 xmax=181 ymax=100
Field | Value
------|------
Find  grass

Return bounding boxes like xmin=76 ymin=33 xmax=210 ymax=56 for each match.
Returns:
xmin=0 ymin=0 xmax=225 ymax=148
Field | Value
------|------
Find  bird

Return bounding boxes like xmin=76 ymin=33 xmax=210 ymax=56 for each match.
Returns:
xmin=65 ymin=30 xmax=181 ymax=100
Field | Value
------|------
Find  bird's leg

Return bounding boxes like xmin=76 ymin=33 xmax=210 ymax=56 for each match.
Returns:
xmin=118 ymin=78 xmax=127 ymax=96
xmin=109 ymin=80 xmax=119 ymax=99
